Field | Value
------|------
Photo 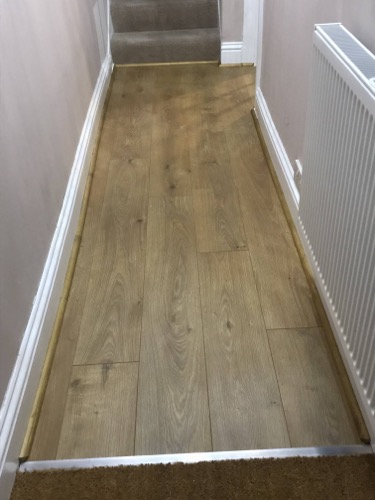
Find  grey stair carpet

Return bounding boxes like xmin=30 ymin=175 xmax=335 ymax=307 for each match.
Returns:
xmin=110 ymin=0 xmax=220 ymax=64
xmin=111 ymin=28 xmax=220 ymax=64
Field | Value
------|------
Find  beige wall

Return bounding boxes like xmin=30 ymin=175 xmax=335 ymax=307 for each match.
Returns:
xmin=260 ymin=0 xmax=375 ymax=164
xmin=0 ymin=0 xmax=108 ymax=402
xmin=220 ymin=0 xmax=244 ymax=42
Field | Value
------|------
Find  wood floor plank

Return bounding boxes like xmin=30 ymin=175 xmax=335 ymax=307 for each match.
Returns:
xmin=56 ymin=363 xmax=138 ymax=459
xmin=30 ymin=83 xmax=124 ymax=460
xmin=223 ymin=107 xmax=318 ymax=329
xmin=268 ymin=328 xmax=359 ymax=446
xmin=198 ymin=251 xmax=290 ymax=450
xmin=200 ymin=67 xmax=253 ymax=134
xmin=73 ymin=157 xmax=149 ymax=364
xmin=190 ymin=69 xmax=249 ymax=253
xmin=192 ymin=130 xmax=247 ymax=252
xmin=227 ymin=119 xmax=290 ymax=237
xmin=149 ymin=78 xmax=197 ymax=197
xmin=73 ymin=76 xmax=153 ymax=365
xmin=135 ymin=196 xmax=211 ymax=455
xmin=249 ymin=230 xmax=319 ymax=329
xmin=149 ymin=64 xmax=206 ymax=199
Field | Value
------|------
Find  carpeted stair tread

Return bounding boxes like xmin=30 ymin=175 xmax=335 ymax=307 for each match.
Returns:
xmin=111 ymin=0 xmax=218 ymax=33
xmin=111 ymin=28 xmax=220 ymax=64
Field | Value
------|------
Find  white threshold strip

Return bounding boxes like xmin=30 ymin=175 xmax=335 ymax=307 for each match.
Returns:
xmin=20 ymin=445 xmax=372 ymax=472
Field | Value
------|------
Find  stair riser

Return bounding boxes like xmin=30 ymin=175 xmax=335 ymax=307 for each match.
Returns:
xmin=111 ymin=0 xmax=218 ymax=33
xmin=111 ymin=30 xmax=220 ymax=65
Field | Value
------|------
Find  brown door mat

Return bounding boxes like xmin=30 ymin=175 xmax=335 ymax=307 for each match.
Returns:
xmin=12 ymin=455 xmax=375 ymax=500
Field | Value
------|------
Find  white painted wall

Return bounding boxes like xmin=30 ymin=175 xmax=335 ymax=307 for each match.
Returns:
xmin=0 ymin=1 xmax=111 ymax=497
xmin=220 ymin=0 xmax=244 ymax=41
xmin=258 ymin=0 xmax=375 ymax=165
xmin=0 ymin=0 xmax=108 ymax=404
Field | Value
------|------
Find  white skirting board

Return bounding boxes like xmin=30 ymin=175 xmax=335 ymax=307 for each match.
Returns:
xmin=255 ymin=88 xmax=375 ymax=447
xmin=255 ymin=89 xmax=300 ymax=217
xmin=0 ymin=53 xmax=113 ymax=500
xmin=221 ymin=42 xmax=244 ymax=65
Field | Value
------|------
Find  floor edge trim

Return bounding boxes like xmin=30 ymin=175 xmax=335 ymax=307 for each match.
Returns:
xmin=19 ymin=445 xmax=373 ymax=472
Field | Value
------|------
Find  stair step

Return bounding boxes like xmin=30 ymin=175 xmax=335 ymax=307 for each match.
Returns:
xmin=111 ymin=28 xmax=220 ymax=65
xmin=111 ymin=0 xmax=218 ymax=33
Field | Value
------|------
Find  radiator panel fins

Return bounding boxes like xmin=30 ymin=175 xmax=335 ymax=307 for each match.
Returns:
xmin=299 ymin=24 xmax=375 ymax=420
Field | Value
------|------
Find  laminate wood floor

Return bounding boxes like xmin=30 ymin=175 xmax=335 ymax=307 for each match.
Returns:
xmin=30 ymin=65 xmax=360 ymax=460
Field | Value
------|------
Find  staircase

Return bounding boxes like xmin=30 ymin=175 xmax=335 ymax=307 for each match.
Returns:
xmin=110 ymin=0 xmax=220 ymax=65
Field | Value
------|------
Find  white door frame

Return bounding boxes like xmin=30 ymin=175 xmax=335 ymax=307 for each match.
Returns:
xmin=242 ymin=0 xmax=260 ymax=64
xmin=255 ymin=0 xmax=264 ymax=87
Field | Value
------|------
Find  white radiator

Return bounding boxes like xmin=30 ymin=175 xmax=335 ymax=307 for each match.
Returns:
xmin=299 ymin=23 xmax=375 ymax=438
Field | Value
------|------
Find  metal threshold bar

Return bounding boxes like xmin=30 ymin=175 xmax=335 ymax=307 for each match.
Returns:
xmin=20 ymin=445 xmax=373 ymax=472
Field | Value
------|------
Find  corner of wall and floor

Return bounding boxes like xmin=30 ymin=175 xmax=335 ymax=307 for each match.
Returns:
xmin=0 ymin=2 xmax=113 ymax=498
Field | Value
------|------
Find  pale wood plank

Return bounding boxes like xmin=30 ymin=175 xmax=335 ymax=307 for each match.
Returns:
xmin=268 ymin=328 xmax=359 ymax=446
xmin=56 ymin=363 xmax=138 ymax=459
xmin=135 ymin=196 xmax=211 ymax=455
xmin=73 ymin=75 xmax=154 ymax=365
xmin=192 ymin=130 xmax=247 ymax=252
xmin=198 ymin=251 xmax=290 ymax=450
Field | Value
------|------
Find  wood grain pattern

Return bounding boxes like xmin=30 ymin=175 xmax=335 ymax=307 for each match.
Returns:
xmin=57 ymin=363 xmax=138 ymax=459
xmin=149 ymin=81 xmax=195 ymax=197
xmin=198 ymin=252 xmax=290 ymax=450
xmin=226 ymin=119 xmax=289 ymax=237
xmin=192 ymin=130 xmax=247 ymax=252
xmin=73 ymin=72 xmax=153 ymax=365
xmin=268 ymin=328 xmax=359 ymax=446
xmin=73 ymin=157 xmax=149 ymax=364
xmin=249 ymin=230 xmax=319 ymax=329
xmin=189 ymin=68 xmax=248 ymax=253
xmin=222 ymin=87 xmax=318 ymax=330
xmin=201 ymin=67 xmax=253 ymax=134
xmin=135 ymin=196 xmax=211 ymax=455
